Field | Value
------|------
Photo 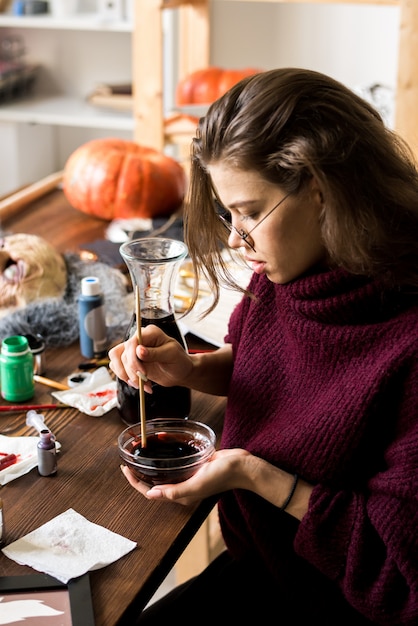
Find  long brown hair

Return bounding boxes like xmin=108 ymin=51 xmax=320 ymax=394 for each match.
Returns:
xmin=184 ymin=68 xmax=418 ymax=311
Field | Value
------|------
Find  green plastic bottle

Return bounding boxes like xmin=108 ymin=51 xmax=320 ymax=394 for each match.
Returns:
xmin=0 ymin=335 xmax=34 ymax=402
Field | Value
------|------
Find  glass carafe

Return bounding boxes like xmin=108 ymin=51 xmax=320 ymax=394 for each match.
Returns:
xmin=117 ymin=237 xmax=191 ymax=425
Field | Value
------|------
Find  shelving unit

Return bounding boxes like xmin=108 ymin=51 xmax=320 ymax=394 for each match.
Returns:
xmin=0 ymin=10 xmax=135 ymax=195
xmin=133 ymin=0 xmax=210 ymax=151
xmin=0 ymin=13 xmax=133 ymax=132
xmin=1 ymin=0 xmax=415 ymax=189
xmin=1 ymin=0 xmax=416 ymax=174
xmin=134 ymin=0 xmax=418 ymax=162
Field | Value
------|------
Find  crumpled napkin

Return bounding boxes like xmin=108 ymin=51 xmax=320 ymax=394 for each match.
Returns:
xmin=2 ymin=508 xmax=137 ymax=584
xmin=0 ymin=434 xmax=61 ymax=486
xmin=52 ymin=367 xmax=118 ymax=417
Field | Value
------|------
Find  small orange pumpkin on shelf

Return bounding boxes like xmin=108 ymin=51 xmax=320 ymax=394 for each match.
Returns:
xmin=175 ymin=66 xmax=262 ymax=106
xmin=63 ymin=138 xmax=187 ymax=221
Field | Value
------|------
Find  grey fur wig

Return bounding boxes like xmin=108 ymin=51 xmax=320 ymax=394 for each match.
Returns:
xmin=0 ymin=253 xmax=133 ymax=348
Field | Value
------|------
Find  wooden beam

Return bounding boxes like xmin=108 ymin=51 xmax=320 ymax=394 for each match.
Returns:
xmin=395 ymin=0 xmax=418 ymax=160
xmin=0 ymin=171 xmax=63 ymax=221
xmin=133 ymin=0 xmax=164 ymax=150
xmin=133 ymin=0 xmax=209 ymax=151
xmin=178 ymin=0 xmax=210 ymax=80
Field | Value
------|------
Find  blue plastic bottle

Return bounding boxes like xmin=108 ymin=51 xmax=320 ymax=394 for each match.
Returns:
xmin=78 ymin=277 xmax=107 ymax=359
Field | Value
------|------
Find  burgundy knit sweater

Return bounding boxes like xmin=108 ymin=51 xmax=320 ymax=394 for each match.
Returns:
xmin=220 ymin=267 xmax=418 ymax=625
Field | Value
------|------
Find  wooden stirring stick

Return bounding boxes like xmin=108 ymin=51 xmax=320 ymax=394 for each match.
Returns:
xmin=135 ymin=285 xmax=147 ymax=448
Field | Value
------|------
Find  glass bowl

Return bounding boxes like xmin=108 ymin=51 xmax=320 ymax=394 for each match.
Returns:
xmin=118 ymin=418 xmax=216 ymax=486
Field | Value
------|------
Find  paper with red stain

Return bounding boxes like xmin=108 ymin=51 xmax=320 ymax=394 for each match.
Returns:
xmin=51 ymin=367 xmax=117 ymax=417
xmin=0 ymin=435 xmax=61 ymax=485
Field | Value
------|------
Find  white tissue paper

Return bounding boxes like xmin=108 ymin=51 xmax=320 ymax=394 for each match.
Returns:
xmin=178 ymin=250 xmax=252 ymax=347
xmin=2 ymin=508 xmax=137 ymax=584
xmin=0 ymin=435 xmax=61 ymax=486
xmin=52 ymin=366 xmax=118 ymax=417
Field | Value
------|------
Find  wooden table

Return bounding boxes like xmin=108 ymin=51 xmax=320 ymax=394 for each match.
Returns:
xmin=0 ymin=188 xmax=226 ymax=624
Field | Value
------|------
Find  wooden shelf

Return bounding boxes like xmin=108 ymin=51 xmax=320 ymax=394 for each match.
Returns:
xmin=0 ymin=94 xmax=134 ymax=130
xmin=0 ymin=14 xmax=132 ymax=31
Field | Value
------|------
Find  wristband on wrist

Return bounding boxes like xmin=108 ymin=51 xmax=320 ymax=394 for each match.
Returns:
xmin=280 ymin=473 xmax=298 ymax=511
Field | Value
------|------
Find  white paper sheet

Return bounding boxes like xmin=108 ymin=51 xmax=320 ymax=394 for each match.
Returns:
xmin=2 ymin=508 xmax=137 ymax=584
xmin=178 ymin=253 xmax=252 ymax=347
xmin=179 ymin=287 xmax=246 ymax=347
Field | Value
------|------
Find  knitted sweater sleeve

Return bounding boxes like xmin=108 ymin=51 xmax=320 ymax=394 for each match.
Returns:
xmin=224 ymin=273 xmax=418 ymax=625
xmin=294 ymin=360 xmax=418 ymax=625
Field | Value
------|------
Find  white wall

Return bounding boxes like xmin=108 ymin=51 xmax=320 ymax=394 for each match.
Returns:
xmin=210 ymin=2 xmax=399 ymax=94
xmin=0 ymin=122 xmax=56 ymax=193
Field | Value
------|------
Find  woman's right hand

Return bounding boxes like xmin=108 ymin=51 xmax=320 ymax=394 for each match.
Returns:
xmin=110 ymin=326 xmax=233 ymax=396
xmin=108 ymin=324 xmax=194 ymax=392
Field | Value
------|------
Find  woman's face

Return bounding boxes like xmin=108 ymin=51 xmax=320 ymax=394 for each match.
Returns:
xmin=208 ymin=164 xmax=326 ymax=284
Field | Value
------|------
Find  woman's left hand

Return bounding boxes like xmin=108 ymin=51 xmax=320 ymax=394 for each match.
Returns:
xmin=121 ymin=448 xmax=247 ymax=506
xmin=121 ymin=448 xmax=313 ymax=519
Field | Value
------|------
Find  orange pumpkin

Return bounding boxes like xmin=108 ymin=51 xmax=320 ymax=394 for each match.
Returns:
xmin=63 ymin=138 xmax=187 ymax=221
xmin=175 ymin=67 xmax=262 ymax=106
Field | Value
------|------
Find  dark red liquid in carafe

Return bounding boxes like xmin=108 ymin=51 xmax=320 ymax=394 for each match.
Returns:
xmin=117 ymin=310 xmax=191 ymax=424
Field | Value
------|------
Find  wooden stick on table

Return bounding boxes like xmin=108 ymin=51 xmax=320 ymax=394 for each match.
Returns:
xmin=0 ymin=171 xmax=64 ymax=221
xmin=33 ymin=375 xmax=70 ymax=391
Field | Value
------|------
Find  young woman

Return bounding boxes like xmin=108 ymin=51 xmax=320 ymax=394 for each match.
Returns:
xmin=109 ymin=68 xmax=418 ymax=625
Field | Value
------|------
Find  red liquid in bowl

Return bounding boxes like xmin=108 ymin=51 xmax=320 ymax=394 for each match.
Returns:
xmin=130 ymin=432 xmax=203 ymax=459
xmin=120 ymin=425 xmax=215 ymax=486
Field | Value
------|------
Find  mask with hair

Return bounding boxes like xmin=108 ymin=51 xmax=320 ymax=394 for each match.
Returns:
xmin=0 ymin=234 xmax=67 ymax=318
xmin=0 ymin=233 xmax=131 ymax=349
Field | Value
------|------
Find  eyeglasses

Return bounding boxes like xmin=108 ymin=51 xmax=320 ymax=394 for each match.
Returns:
xmin=215 ymin=192 xmax=291 ymax=253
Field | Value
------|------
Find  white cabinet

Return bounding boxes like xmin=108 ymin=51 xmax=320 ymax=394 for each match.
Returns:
xmin=0 ymin=10 xmax=134 ymax=196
